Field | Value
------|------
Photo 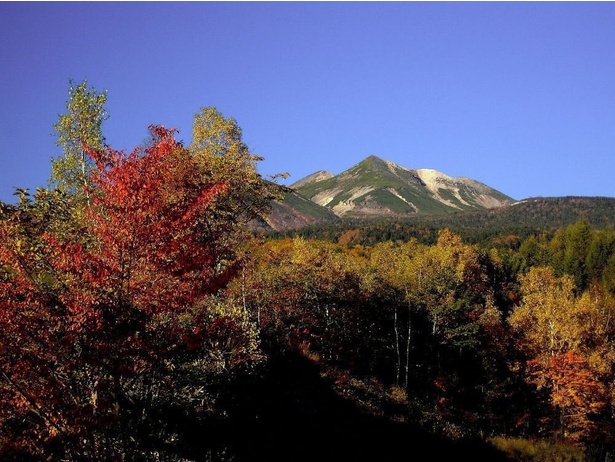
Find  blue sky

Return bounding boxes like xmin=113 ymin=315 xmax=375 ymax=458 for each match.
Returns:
xmin=1 ymin=2 xmax=614 ymax=204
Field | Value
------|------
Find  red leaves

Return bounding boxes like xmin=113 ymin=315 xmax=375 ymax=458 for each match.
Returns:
xmin=0 ymin=124 xmax=249 ymax=457
xmin=79 ymin=126 xmax=231 ymax=316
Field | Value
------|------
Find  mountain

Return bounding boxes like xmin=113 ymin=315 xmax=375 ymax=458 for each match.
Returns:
xmin=258 ymin=155 xmax=515 ymax=232
xmin=293 ymin=155 xmax=514 ymax=218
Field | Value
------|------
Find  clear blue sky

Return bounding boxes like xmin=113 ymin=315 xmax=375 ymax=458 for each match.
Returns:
xmin=1 ymin=1 xmax=614 ymax=204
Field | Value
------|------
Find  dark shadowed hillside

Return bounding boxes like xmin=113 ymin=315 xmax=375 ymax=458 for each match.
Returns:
xmin=266 ymin=196 xmax=615 ymax=247
xmin=153 ymin=345 xmax=511 ymax=462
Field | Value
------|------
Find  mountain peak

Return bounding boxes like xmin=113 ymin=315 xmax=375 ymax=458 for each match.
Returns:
xmin=362 ymin=154 xmax=386 ymax=163
xmin=357 ymin=155 xmax=400 ymax=171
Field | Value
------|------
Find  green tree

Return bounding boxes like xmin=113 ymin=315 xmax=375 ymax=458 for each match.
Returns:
xmin=547 ymin=220 xmax=593 ymax=291
xmin=50 ymin=79 xmax=108 ymax=201
xmin=602 ymin=253 xmax=615 ymax=296
xmin=563 ymin=219 xmax=592 ymax=290
xmin=585 ymin=228 xmax=615 ymax=286
xmin=518 ymin=233 xmax=551 ymax=270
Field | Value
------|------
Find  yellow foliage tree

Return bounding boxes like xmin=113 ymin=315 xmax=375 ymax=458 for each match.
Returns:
xmin=510 ymin=266 xmax=613 ymax=446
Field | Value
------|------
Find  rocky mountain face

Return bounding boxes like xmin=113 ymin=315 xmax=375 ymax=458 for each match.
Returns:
xmin=258 ymin=155 xmax=515 ymax=232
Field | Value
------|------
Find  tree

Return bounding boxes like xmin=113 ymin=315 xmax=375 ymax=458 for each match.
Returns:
xmin=410 ymin=229 xmax=489 ymax=352
xmin=51 ymin=79 xmax=108 ymax=200
xmin=518 ymin=233 xmax=551 ymax=270
xmin=527 ymin=352 xmax=608 ymax=444
xmin=509 ymin=266 xmax=614 ymax=449
xmin=547 ymin=220 xmax=593 ymax=291
xmin=562 ymin=220 xmax=592 ymax=291
xmin=362 ymin=240 xmax=423 ymax=388
xmin=509 ymin=267 xmax=579 ymax=358
xmin=0 ymin=118 xmax=269 ymax=459
xmin=190 ymin=107 xmax=284 ymax=225
xmin=602 ymin=253 xmax=615 ymax=296
xmin=401 ymin=229 xmax=505 ymax=435
xmin=585 ymin=228 xmax=615 ymax=287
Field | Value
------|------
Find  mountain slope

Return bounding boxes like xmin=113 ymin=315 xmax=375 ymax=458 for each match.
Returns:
xmin=294 ymin=155 xmax=514 ymax=219
xmin=289 ymin=170 xmax=334 ymax=189
xmin=259 ymin=190 xmax=340 ymax=231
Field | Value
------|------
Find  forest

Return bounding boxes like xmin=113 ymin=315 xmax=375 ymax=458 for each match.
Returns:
xmin=0 ymin=81 xmax=613 ymax=461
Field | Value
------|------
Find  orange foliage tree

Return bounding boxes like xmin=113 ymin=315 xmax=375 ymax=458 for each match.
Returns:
xmin=527 ymin=352 xmax=608 ymax=444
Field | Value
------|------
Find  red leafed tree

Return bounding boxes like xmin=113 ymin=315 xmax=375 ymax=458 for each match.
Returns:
xmin=60 ymin=125 xmax=232 ymax=320
xmin=0 ymin=123 xmax=268 ymax=460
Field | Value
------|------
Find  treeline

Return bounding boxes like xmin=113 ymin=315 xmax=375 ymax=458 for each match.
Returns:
xmin=267 ymin=196 xmax=615 ymax=249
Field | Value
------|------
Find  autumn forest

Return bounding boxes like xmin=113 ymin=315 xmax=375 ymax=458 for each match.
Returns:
xmin=0 ymin=81 xmax=614 ymax=461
